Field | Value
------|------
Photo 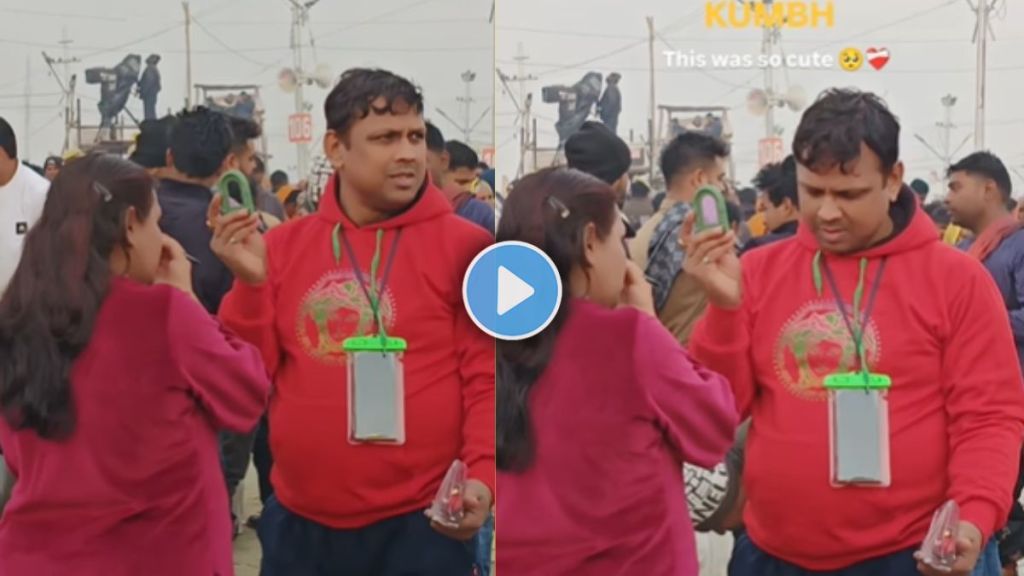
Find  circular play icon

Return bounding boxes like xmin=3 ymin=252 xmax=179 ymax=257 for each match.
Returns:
xmin=462 ymin=241 xmax=562 ymax=341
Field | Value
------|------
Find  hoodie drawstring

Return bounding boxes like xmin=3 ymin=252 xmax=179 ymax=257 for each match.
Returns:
xmin=333 ymin=225 xmax=394 ymax=343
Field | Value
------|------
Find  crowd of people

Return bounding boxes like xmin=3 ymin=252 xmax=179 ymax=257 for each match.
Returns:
xmin=0 ymin=66 xmax=497 ymax=576
xmin=4 ymin=54 xmax=1024 ymax=576
xmin=497 ymin=87 xmax=1024 ymax=576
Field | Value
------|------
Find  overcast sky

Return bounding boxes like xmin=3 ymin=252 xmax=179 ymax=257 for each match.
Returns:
xmin=0 ymin=0 xmax=493 ymax=180
xmin=496 ymin=0 xmax=1024 ymax=196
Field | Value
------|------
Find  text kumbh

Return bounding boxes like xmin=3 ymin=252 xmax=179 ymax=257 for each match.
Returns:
xmin=705 ymin=1 xmax=835 ymax=29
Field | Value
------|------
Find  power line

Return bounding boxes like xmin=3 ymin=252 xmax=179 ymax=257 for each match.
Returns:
xmin=0 ymin=7 xmax=129 ymax=21
xmin=190 ymin=15 xmax=274 ymax=67
xmin=0 ymin=92 xmax=62 ymax=99
xmin=77 ymin=22 xmax=185 ymax=62
xmin=533 ymin=40 xmax=646 ymax=78
xmin=528 ymin=5 xmax=706 ymax=79
xmin=316 ymin=0 xmax=448 ymax=42
xmin=712 ymin=0 xmax=965 ymax=101
xmin=203 ymin=16 xmax=485 ymax=26
xmin=498 ymin=26 xmax=641 ymax=41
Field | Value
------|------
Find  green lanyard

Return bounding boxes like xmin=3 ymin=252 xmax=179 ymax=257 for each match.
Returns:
xmin=331 ymin=224 xmax=403 ymax=341
xmin=818 ymin=255 xmax=887 ymax=379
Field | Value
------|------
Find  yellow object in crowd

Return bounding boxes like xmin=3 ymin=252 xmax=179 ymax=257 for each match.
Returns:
xmin=943 ymin=224 xmax=966 ymax=246
xmin=276 ymin=184 xmax=295 ymax=205
xmin=747 ymin=212 xmax=768 ymax=238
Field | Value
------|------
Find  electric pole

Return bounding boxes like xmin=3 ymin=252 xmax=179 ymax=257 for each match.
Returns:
xmin=646 ymin=16 xmax=656 ymax=186
xmin=289 ymin=0 xmax=319 ymax=179
xmin=972 ymin=0 xmax=998 ymax=150
xmin=439 ymin=70 xmax=490 ymax=148
xmin=505 ymin=44 xmax=537 ymax=177
xmin=913 ymin=94 xmax=970 ymax=199
xmin=940 ymin=94 xmax=956 ymax=164
xmin=459 ymin=70 xmax=477 ymax=143
xmin=183 ymin=2 xmax=193 ymax=109
xmin=43 ymin=28 xmax=80 ymax=153
xmin=24 ymin=57 xmax=31 ymax=161
xmin=762 ymin=7 xmax=778 ymax=139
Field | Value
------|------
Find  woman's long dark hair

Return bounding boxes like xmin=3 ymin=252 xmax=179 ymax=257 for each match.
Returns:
xmin=496 ymin=168 xmax=618 ymax=472
xmin=0 ymin=153 xmax=155 ymax=439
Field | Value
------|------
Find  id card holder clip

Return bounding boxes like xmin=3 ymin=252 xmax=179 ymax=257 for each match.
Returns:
xmin=824 ymin=372 xmax=891 ymax=488
xmin=217 ymin=170 xmax=257 ymax=215
xmin=343 ymin=336 xmax=407 ymax=446
xmin=694 ymin=185 xmax=730 ymax=234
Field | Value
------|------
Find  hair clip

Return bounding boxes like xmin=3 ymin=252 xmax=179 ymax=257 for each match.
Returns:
xmin=547 ymin=196 xmax=570 ymax=219
xmin=93 ymin=181 xmax=113 ymax=203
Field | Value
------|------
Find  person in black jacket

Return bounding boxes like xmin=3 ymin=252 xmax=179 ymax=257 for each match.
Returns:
xmin=741 ymin=155 xmax=799 ymax=255
xmin=158 ymin=108 xmax=254 ymax=537
xmin=138 ymin=55 xmax=162 ymax=121
xmin=597 ymin=72 xmax=622 ymax=134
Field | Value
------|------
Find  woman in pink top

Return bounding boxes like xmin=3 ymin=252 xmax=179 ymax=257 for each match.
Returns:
xmin=0 ymin=154 xmax=270 ymax=576
xmin=496 ymin=168 xmax=739 ymax=575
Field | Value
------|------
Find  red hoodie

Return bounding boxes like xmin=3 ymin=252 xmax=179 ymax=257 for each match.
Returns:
xmin=690 ymin=189 xmax=1024 ymax=570
xmin=219 ymin=175 xmax=495 ymax=529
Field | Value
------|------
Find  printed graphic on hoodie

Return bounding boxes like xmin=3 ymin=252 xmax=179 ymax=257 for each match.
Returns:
xmin=773 ymin=299 xmax=882 ymax=401
xmin=297 ymin=269 xmax=398 ymax=365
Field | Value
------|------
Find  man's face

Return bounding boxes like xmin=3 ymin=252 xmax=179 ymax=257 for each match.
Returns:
xmin=797 ymin=143 xmax=903 ymax=254
xmin=449 ymin=166 xmax=477 ymax=192
xmin=425 ymin=149 xmax=449 ymax=187
xmin=232 ymin=143 xmax=258 ymax=179
xmin=945 ymin=171 xmax=993 ymax=229
xmin=700 ymin=157 xmax=728 ymax=191
xmin=763 ymin=196 xmax=796 ymax=232
xmin=324 ymin=98 xmax=427 ymax=213
xmin=674 ymin=156 xmax=727 ymax=200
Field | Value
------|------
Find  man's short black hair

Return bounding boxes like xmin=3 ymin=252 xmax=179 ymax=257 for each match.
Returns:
xmin=425 ymin=122 xmax=446 ymax=153
xmin=736 ymin=186 xmax=758 ymax=209
xmin=324 ymin=68 xmax=424 ymax=138
xmin=793 ymin=88 xmax=900 ymax=176
xmin=169 ymin=107 xmax=233 ymax=179
xmin=0 ymin=116 xmax=16 ymax=159
xmin=446 ymin=140 xmax=478 ymax=171
xmin=659 ymin=132 xmax=729 ymax=188
xmin=229 ymin=116 xmax=262 ymax=152
xmin=270 ymin=170 xmax=289 ymax=191
xmin=948 ymin=151 xmax=1013 ymax=202
xmin=754 ymin=155 xmax=799 ymax=208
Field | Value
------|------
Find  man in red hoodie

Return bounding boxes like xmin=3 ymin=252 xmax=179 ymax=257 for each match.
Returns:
xmin=684 ymin=88 xmax=1024 ymax=576
xmin=211 ymin=68 xmax=494 ymax=575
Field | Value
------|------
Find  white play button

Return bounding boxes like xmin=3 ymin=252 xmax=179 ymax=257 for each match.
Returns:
xmin=497 ymin=266 xmax=535 ymax=316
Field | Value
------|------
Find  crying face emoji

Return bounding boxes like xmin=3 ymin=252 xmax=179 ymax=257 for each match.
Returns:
xmin=839 ymin=48 xmax=864 ymax=72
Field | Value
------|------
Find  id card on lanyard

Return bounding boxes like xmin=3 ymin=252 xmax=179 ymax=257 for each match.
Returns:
xmin=334 ymin=225 xmax=407 ymax=446
xmin=820 ymin=257 xmax=892 ymax=487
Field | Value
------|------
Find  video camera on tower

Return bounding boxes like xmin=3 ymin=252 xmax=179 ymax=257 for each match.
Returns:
xmin=541 ymin=71 xmax=603 ymax=144
xmin=85 ymin=54 xmax=141 ymax=130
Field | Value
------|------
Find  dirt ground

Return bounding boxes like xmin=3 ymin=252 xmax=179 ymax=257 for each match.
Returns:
xmin=229 ymin=467 xmax=497 ymax=576
xmin=231 ymin=465 xmax=263 ymax=576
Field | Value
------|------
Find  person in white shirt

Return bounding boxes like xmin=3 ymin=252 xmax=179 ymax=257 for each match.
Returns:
xmin=0 ymin=119 xmax=49 ymax=290
xmin=0 ymin=117 xmax=49 ymax=510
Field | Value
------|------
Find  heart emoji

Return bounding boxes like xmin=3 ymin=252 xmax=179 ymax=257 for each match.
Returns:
xmin=865 ymin=47 xmax=890 ymax=70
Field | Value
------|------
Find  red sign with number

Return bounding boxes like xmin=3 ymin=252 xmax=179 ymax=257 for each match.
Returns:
xmin=289 ymin=113 xmax=313 ymax=143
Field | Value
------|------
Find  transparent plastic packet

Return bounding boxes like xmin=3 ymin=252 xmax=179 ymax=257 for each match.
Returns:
xmin=918 ymin=499 xmax=960 ymax=572
xmin=426 ymin=460 xmax=468 ymax=528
